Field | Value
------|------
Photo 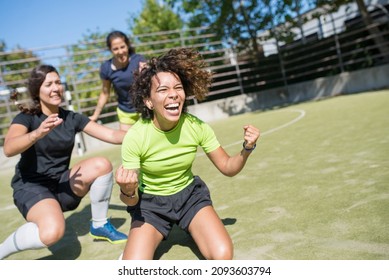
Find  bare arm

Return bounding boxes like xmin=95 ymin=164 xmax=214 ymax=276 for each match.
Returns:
xmin=3 ymin=113 xmax=63 ymax=157
xmin=82 ymin=120 xmax=126 ymax=144
xmin=89 ymin=79 xmax=111 ymax=122
xmin=206 ymin=124 xmax=260 ymax=177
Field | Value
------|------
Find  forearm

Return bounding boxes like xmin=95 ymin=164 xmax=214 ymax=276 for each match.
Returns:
xmin=221 ymin=149 xmax=253 ymax=177
xmin=208 ymin=143 xmax=257 ymax=177
xmin=92 ymin=124 xmax=126 ymax=144
xmin=107 ymin=129 xmax=126 ymax=144
xmin=92 ymin=93 xmax=109 ymax=118
xmin=84 ymin=122 xmax=126 ymax=144
xmin=3 ymin=130 xmax=39 ymax=157
xmin=219 ymin=125 xmax=259 ymax=176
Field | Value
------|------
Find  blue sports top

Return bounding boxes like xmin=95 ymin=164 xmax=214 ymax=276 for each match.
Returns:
xmin=100 ymin=53 xmax=146 ymax=113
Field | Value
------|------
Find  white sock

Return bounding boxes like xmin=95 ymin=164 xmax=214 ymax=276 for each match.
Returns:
xmin=90 ymin=171 xmax=113 ymax=228
xmin=0 ymin=222 xmax=46 ymax=259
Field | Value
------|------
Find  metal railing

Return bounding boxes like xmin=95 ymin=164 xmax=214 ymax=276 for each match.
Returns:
xmin=1 ymin=5 xmax=388 ymax=145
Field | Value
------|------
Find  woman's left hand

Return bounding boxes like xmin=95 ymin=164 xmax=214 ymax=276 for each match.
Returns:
xmin=243 ymin=125 xmax=260 ymax=149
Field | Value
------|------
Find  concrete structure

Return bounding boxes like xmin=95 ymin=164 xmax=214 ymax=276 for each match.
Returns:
xmin=188 ymin=63 xmax=389 ymax=122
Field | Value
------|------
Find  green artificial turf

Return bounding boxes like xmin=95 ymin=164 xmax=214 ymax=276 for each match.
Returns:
xmin=1 ymin=90 xmax=388 ymax=260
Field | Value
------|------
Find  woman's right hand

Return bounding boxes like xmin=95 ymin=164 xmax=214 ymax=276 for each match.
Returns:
xmin=35 ymin=113 xmax=63 ymax=140
xmin=115 ymin=165 xmax=138 ymax=195
xmin=29 ymin=114 xmax=63 ymax=143
xmin=115 ymin=165 xmax=139 ymax=205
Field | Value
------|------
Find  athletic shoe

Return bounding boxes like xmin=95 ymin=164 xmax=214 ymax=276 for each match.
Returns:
xmin=89 ymin=220 xmax=127 ymax=244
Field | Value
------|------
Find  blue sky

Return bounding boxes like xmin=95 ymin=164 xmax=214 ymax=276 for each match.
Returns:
xmin=0 ymin=0 xmax=143 ymax=50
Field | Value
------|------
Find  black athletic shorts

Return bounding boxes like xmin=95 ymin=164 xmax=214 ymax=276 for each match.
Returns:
xmin=12 ymin=170 xmax=82 ymax=219
xmin=127 ymin=176 xmax=212 ymax=239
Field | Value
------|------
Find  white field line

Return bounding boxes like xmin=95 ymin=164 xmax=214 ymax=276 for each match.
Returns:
xmin=198 ymin=109 xmax=306 ymax=156
xmin=0 ymin=204 xmax=16 ymax=211
xmin=0 ymin=109 xmax=306 ymax=212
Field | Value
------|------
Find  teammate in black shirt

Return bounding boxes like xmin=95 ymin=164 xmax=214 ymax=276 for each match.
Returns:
xmin=0 ymin=65 xmax=127 ymax=259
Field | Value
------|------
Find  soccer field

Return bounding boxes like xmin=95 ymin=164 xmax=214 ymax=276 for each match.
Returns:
xmin=0 ymin=89 xmax=388 ymax=260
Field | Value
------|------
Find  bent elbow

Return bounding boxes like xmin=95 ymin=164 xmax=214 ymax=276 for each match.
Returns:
xmin=222 ymin=166 xmax=245 ymax=177
xmin=3 ymin=145 xmax=19 ymax=158
xmin=3 ymin=150 xmax=16 ymax=158
xmin=222 ymin=171 xmax=238 ymax=177
xmin=3 ymin=148 xmax=12 ymax=157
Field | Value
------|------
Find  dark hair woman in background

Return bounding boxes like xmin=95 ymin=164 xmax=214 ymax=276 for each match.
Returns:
xmin=89 ymin=30 xmax=147 ymax=131
xmin=0 ymin=65 xmax=127 ymax=259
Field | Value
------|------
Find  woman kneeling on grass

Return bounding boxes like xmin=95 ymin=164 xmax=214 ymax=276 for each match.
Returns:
xmin=0 ymin=65 xmax=127 ymax=260
xmin=115 ymin=48 xmax=260 ymax=260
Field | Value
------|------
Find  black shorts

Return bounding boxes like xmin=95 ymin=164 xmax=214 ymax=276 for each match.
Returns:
xmin=12 ymin=170 xmax=82 ymax=219
xmin=127 ymin=176 xmax=212 ymax=239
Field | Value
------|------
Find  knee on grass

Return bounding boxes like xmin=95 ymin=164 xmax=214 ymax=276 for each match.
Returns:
xmin=206 ymin=243 xmax=234 ymax=260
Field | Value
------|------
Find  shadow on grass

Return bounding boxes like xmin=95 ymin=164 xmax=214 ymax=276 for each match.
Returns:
xmin=38 ymin=204 xmax=127 ymax=260
xmin=154 ymin=217 xmax=237 ymax=260
xmin=38 ymin=202 xmax=236 ymax=260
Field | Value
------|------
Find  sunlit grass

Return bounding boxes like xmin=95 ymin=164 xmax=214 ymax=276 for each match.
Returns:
xmin=1 ymin=90 xmax=388 ymax=259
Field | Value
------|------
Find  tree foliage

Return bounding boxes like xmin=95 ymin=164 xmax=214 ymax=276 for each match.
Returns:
xmin=0 ymin=42 xmax=41 ymax=89
xmin=164 ymin=0 xmax=319 ymax=59
xmin=129 ymin=0 xmax=184 ymax=53
xmin=164 ymin=0 xmax=389 ymax=60
xmin=0 ymin=42 xmax=42 ymax=145
xmin=58 ymin=29 xmax=109 ymax=113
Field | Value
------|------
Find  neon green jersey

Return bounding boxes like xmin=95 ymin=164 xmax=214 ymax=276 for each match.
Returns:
xmin=121 ymin=113 xmax=220 ymax=195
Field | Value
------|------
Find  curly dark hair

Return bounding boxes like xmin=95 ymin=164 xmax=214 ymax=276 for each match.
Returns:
xmin=132 ymin=48 xmax=213 ymax=119
xmin=11 ymin=64 xmax=59 ymax=115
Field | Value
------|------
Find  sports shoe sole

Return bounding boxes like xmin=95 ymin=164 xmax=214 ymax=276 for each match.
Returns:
xmin=89 ymin=232 xmax=127 ymax=244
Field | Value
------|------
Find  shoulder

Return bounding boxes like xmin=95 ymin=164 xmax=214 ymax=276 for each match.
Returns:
xmin=12 ymin=112 xmax=34 ymax=125
xmin=124 ymin=118 xmax=151 ymax=136
xmin=131 ymin=53 xmax=147 ymax=63
xmin=13 ymin=111 xmax=32 ymax=120
xmin=130 ymin=118 xmax=151 ymax=132
xmin=100 ymin=59 xmax=113 ymax=77
xmin=100 ymin=58 xmax=112 ymax=69
xmin=122 ymin=120 xmax=147 ymax=148
xmin=183 ymin=113 xmax=206 ymax=126
xmin=60 ymin=108 xmax=90 ymax=128
xmin=182 ymin=113 xmax=215 ymax=138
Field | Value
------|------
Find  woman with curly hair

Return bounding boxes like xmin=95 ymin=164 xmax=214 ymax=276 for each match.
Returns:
xmin=115 ymin=48 xmax=260 ymax=260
